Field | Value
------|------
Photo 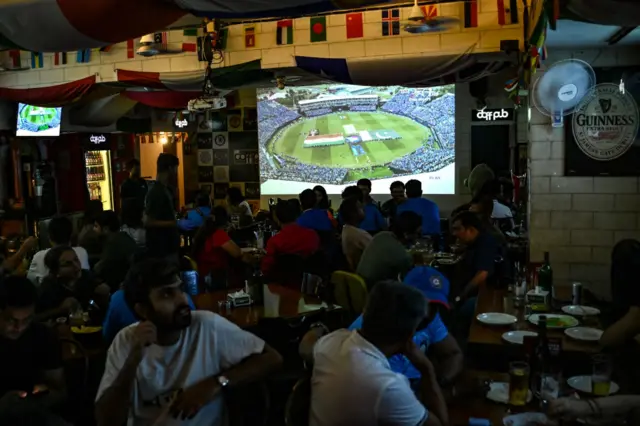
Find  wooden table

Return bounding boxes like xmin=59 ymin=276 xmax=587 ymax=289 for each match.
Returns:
xmin=469 ymin=285 xmax=602 ymax=353
xmin=194 ymin=284 xmax=339 ymax=328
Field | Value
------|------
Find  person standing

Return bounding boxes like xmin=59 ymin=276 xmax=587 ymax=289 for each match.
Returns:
xmin=120 ymin=159 xmax=148 ymax=211
xmin=356 ymin=179 xmax=387 ymax=234
xmin=144 ymin=154 xmax=180 ymax=261
xmin=380 ymin=181 xmax=406 ymax=220
xmin=339 ymin=197 xmax=372 ymax=271
xmin=396 ymin=179 xmax=440 ymax=236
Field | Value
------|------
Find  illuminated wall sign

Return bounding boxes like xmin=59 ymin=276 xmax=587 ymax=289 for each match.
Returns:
xmin=472 ymin=107 xmax=514 ymax=122
xmin=90 ymin=135 xmax=107 ymax=144
xmin=83 ymin=133 xmax=111 ymax=150
xmin=174 ymin=119 xmax=188 ymax=129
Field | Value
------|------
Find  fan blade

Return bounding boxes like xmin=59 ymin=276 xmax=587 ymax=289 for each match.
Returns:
xmin=427 ymin=16 xmax=460 ymax=25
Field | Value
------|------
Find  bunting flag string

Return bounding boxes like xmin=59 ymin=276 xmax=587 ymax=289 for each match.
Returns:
xmin=76 ymin=49 xmax=91 ymax=63
xmin=126 ymin=39 xmax=135 ymax=59
xmin=9 ymin=50 xmax=21 ymax=68
xmin=30 ymin=52 xmax=44 ymax=68
xmin=54 ymin=52 xmax=68 ymax=66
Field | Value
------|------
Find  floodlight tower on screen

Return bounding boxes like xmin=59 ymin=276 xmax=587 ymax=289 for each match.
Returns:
xmin=257 ymin=83 xmax=455 ymax=195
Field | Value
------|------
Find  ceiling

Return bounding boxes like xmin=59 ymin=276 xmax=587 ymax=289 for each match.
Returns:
xmin=546 ymin=20 xmax=640 ymax=48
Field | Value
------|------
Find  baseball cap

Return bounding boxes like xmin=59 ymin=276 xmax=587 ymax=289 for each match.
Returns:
xmin=403 ymin=266 xmax=450 ymax=308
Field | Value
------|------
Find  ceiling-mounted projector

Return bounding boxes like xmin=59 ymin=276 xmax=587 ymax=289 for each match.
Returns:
xmin=188 ymin=96 xmax=227 ymax=112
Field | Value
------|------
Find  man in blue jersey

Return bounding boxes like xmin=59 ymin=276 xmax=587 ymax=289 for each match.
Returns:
xmin=296 ymin=189 xmax=335 ymax=232
xmin=396 ymin=179 xmax=440 ymax=236
xmin=349 ymin=267 xmax=463 ymax=388
xmin=356 ymin=179 xmax=387 ymax=234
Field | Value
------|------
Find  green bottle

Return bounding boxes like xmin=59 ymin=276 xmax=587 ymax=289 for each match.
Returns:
xmin=538 ymin=251 xmax=553 ymax=295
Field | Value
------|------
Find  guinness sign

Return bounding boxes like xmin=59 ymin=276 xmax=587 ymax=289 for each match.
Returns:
xmin=572 ymin=83 xmax=639 ymax=161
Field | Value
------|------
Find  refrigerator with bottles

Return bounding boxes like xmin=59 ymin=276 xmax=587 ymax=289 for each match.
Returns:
xmin=83 ymin=134 xmax=114 ymax=211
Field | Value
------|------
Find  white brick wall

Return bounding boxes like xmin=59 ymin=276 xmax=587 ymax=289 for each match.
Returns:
xmin=0 ymin=0 xmax=523 ymax=90
xmin=528 ymin=47 xmax=640 ymax=298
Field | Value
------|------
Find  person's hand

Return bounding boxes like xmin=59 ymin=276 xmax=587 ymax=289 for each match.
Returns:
xmin=402 ymin=339 xmax=430 ymax=367
xmin=60 ymin=297 xmax=80 ymax=312
xmin=6 ymin=390 xmax=28 ymax=398
xmin=132 ymin=321 xmax=157 ymax=352
xmin=20 ymin=237 xmax=38 ymax=253
xmin=170 ymin=379 xmax=221 ymax=420
xmin=32 ymin=384 xmax=49 ymax=395
xmin=548 ymin=397 xmax=590 ymax=420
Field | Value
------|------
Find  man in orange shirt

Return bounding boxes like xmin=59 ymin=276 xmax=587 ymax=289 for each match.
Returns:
xmin=261 ymin=200 xmax=320 ymax=279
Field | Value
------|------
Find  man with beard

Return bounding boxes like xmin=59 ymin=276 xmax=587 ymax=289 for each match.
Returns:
xmin=95 ymin=259 xmax=282 ymax=426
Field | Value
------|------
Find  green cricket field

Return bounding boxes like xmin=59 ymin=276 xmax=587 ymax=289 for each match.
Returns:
xmin=267 ymin=112 xmax=437 ymax=172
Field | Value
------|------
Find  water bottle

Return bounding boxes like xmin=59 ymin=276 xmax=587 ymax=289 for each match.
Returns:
xmin=182 ymin=270 xmax=199 ymax=296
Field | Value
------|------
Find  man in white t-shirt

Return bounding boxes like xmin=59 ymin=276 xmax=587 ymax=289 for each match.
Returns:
xmin=300 ymin=281 xmax=448 ymax=426
xmin=27 ymin=216 xmax=89 ymax=285
xmin=95 ymin=259 xmax=282 ymax=426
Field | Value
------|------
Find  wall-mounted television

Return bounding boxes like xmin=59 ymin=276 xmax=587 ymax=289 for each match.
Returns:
xmin=257 ymin=84 xmax=455 ymax=195
xmin=16 ymin=103 xmax=62 ymax=137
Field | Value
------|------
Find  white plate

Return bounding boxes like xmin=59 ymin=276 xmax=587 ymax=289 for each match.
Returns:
xmin=502 ymin=330 xmax=538 ymax=345
xmin=477 ymin=312 xmax=518 ymax=326
xmin=528 ymin=313 xmax=579 ymax=329
xmin=564 ymin=327 xmax=603 ymax=342
xmin=562 ymin=305 xmax=601 ymax=316
xmin=486 ymin=382 xmax=532 ymax=404
xmin=567 ymin=375 xmax=620 ymax=395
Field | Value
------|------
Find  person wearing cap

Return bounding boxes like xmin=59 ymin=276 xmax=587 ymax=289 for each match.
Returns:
xmin=348 ymin=267 xmax=463 ymax=388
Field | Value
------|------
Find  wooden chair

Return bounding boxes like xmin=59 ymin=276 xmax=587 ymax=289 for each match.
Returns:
xmin=284 ymin=376 xmax=311 ymax=426
xmin=331 ymin=271 xmax=368 ymax=315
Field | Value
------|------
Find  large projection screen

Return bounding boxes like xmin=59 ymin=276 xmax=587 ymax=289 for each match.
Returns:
xmin=257 ymin=84 xmax=455 ymax=195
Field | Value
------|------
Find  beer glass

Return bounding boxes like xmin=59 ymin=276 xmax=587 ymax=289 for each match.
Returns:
xmin=508 ymin=361 xmax=530 ymax=406
xmin=591 ymin=354 xmax=612 ymax=396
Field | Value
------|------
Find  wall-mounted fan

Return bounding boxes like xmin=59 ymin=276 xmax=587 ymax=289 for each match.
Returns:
xmin=403 ymin=0 xmax=459 ymax=34
xmin=531 ymin=59 xmax=596 ymax=127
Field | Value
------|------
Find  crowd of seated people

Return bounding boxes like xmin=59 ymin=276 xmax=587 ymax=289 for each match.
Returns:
xmin=5 ymin=147 xmax=640 ymax=426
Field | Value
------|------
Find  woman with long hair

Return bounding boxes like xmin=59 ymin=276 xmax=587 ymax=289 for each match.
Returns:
xmin=313 ymin=185 xmax=331 ymax=211
xmin=192 ymin=206 xmax=246 ymax=287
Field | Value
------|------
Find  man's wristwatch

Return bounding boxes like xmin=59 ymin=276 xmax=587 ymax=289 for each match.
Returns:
xmin=217 ymin=375 xmax=230 ymax=389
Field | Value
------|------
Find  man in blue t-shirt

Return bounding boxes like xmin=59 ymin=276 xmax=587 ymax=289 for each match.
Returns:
xmin=396 ymin=179 xmax=440 ymax=236
xmin=296 ymin=189 xmax=335 ymax=232
xmin=356 ymin=179 xmax=387 ymax=233
xmin=349 ymin=267 xmax=463 ymax=386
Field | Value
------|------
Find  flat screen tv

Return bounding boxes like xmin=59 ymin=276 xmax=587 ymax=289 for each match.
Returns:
xmin=16 ymin=103 xmax=62 ymax=137
xmin=257 ymin=83 xmax=455 ymax=195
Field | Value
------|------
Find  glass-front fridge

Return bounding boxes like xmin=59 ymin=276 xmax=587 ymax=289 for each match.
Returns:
xmin=84 ymin=144 xmax=114 ymax=211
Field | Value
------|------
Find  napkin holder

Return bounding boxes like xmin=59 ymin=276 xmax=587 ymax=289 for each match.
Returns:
xmin=227 ymin=291 xmax=252 ymax=307
xmin=526 ymin=289 xmax=549 ymax=311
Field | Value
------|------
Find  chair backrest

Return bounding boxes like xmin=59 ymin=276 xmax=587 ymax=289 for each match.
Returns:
xmin=331 ymin=271 xmax=368 ymax=314
xmin=285 ymin=376 xmax=312 ymax=426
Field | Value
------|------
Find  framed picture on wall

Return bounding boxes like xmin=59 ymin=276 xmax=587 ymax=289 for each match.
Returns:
xmin=565 ymin=66 xmax=640 ymax=176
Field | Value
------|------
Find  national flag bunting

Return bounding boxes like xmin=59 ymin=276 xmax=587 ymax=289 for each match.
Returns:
xmin=99 ymin=45 xmax=114 ymax=52
xmin=310 ymin=16 xmax=327 ymax=42
xmin=464 ymin=0 xmax=478 ymax=28
xmin=276 ymin=20 xmax=293 ymax=45
xmin=31 ymin=52 xmax=44 ymax=68
xmin=381 ymin=9 xmax=400 ymax=36
xmin=154 ymin=32 xmax=168 ymax=51
xmin=54 ymin=52 xmax=68 ymax=66
xmin=183 ymin=28 xmax=198 ymax=37
xmin=182 ymin=43 xmax=197 ymax=52
xmin=497 ymin=0 xmax=519 ymax=25
xmin=9 ymin=50 xmax=21 ymax=68
xmin=127 ymin=39 xmax=135 ymax=59
xmin=244 ymin=26 xmax=256 ymax=48
xmin=421 ymin=5 xmax=438 ymax=19
xmin=76 ymin=49 xmax=91 ymax=63
xmin=346 ymin=12 xmax=363 ymax=39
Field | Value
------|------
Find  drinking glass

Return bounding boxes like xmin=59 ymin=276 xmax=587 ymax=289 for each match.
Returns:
xmin=591 ymin=354 xmax=612 ymax=396
xmin=540 ymin=372 xmax=561 ymax=401
xmin=508 ymin=361 xmax=530 ymax=406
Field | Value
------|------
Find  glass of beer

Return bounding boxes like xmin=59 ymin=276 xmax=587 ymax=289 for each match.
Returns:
xmin=591 ymin=354 xmax=612 ymax=396
xmin=508 ymin=361 xmax=530 ymax=406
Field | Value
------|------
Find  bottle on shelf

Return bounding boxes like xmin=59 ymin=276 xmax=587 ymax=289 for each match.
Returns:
xmin=538 ymin=251 xmax=553 ymax=296
xmin=97 ymin=184 xmax=102 ymax=201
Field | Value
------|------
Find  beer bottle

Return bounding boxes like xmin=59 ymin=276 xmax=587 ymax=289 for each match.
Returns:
xmin=538 ymin=252 xmax=553 ymax=296
xmin=533 ymin=315 xmax=550 ymax=394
